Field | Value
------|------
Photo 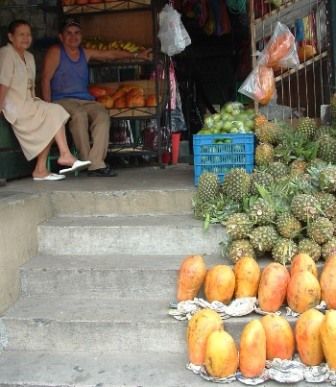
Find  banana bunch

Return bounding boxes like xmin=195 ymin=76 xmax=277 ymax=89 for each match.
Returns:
xmin=82 ymin=38 xmax=142 ymax=53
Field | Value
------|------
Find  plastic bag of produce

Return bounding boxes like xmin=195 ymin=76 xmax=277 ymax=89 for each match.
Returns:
xmin=158 ymin=4 xmax=191 ymax=57
xmin=259 ymin=22 xmax=299 ymax=69
xmin=238 ymin=64 xmax=276 ymax=105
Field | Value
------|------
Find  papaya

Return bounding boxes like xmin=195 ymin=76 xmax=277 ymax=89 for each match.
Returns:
xmin=287 ymin=271 xmax=321 ymax=313
xmin=295 ymin=308 xmax=325 ymax=366
xmin=324 ymin=254 xmax=336 ymax=269
xmin=205 ymin=330 xmax=238 ymax=378
xmin=234 ymin=256 xmax=261 ymax=298
xmin=320 ymin=310 xmax=336 ymax=369
xmin=254 ymin=65 xmax=275 ymax=105
xmin=204 ymin=265 xmax=235 ymax=303
xmin=258 ymin=262 xmax=290 ymax=312
xmin=320 ymin=260 xmax=336 ymax=309
xmin=290 ymin=253 xmax=318 ymax=278
xmin=239 ymin=319 xmax=266 ymax=378
xmin=187 ymin=308 xmax=223 ymax=365
xmin=176 ymin=255 xmax=206 ymax=301
xmin=261 ymin=314 xmax=295 ymax=360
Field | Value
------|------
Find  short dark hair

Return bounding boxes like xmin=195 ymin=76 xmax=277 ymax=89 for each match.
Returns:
xmin=59 ymin=17 xmax=81 ymax=33
xmin=8 ymin=19 xmax=31 ymax=34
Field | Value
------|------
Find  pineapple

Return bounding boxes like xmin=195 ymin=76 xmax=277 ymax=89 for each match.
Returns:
xmin=267 ymin=161 xmax=289 ymax=179
xmin=226 ymin=239 xmax=256 ymax=263
xmin=290 ymin=160 xmax=307 ymax=176
xmin=314 ymin=125 xmax=336 ymax=140
xmin=250 ymin=171 xmax=274 ymax=195
xmin=319 ymin=166 xmax=336 ymax=193
xmin=307 ymin=216 xmax=334 ymax=245
xmin=276 ymin=212 xmax=302 ymax=239
xmin=255 ymin=121 xmax=281 ymax=145
xmin=317 ymin=134 xmax=336 ymax=164
xmin=308 ymin=158 xmax=327 ymax=170
xmin=272 ymin=238 xmax=298 ymax=265
xmin=290 ymin=194 xmax=320 ymax=222
xmin=223 ymin=213 xmax=253 ymax=240
xmin=255 ymin=143 xmax=274 ymax=166
xmin=248 ymin=198 xmax=276 ymax=225
xmin=321 ymin=237 xmax=336 ymax=260
xmin=298 ymin=238 xmax=321 ymax=262
xmin=222 ymin=168 xmax=251 ymax=202
xmin=296 ymin=117 xmax=317 ymax=140
xmin=314 ymin=192 xmax=336 ymax=219
xmin=254 ymin=113 xmax=268 ymax=128
xmin=197 ymin=172 xmax=219 ymax=202
xmin=249 ymin=225 xmax=279 ymax=253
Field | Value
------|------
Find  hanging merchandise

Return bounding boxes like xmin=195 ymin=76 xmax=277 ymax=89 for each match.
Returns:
xmin=238 ymin=65 xmax=276 ymax=105
xmin=226 ymin=0 xmax=247 ymax=15
xmin=239 ymin=22 xmax=299 ymax=106
xmin=158 ymin=4 xmax=191 ymax=57
xmin=260 ymin=22 xmax=299 ymax=69
xmin=204 ymin=0 xmax=231 ymax=36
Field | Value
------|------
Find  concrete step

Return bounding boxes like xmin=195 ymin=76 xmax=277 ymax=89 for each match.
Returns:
xmin=20 ymin=254 xmax=222 ymax=298
xmin=50 ymin=188 xmax=194 ymax=216
xmin=2 ymin=295 xmax=297 ymax=353
xmin=37 ymin=215 xmax=225 ymax=256
xmin=0 ymin=350 xmax=218 ymax=387
xmin=0 ymin=350 xmax=330 ymax=387
xmin=2 ymin=296 xmax=185 ymax=353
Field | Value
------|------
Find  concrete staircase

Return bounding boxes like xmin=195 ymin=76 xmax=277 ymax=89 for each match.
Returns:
xmin=0 ymin=188 xmax=229 ymax=386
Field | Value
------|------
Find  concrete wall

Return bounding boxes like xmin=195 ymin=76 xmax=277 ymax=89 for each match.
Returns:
xmin=0 ymin=193 xmax=53 ymax=314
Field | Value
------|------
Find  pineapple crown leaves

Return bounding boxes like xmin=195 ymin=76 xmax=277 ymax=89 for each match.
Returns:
xmin=192 ymin=193 xmax=242 ymax=230
xmin=278 ymin=128 xmax=319 ymax=162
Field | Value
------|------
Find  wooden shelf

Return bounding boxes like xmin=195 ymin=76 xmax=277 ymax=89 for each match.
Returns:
xmin=62 ymin=0 xmax=151 ymax=14
xmin=254 ymin=0 xmax=319 ymax=41
xmin=274 ymin=51 xmax=328 ymax=82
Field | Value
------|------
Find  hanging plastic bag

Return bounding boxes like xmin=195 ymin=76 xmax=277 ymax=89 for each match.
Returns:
xmin=259 ymin=22 xmax=299 ymax=69
xmin=238 ymin=64 xmax=276 ymax=105
xmin=158 ymin=4 xmax=191 ymax=56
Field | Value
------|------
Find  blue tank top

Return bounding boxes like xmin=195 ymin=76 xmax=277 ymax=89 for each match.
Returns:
xmin=51 ymin=45 xmax=94 ymax=101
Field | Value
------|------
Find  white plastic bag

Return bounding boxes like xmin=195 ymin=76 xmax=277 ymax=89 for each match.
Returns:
xmin=158 ymin=4 xmax=191 ymax=57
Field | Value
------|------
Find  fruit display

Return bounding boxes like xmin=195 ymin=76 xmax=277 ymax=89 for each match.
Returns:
xmin=89 ymin=83 xmax=157 ymax=109
xmin=197 ymin=102 xmax=255 ymax=135
xmin=174 ymin=252 xmax=336 ymax=317
xmin=82 ymin=37 xmax=144 ymax=53
xmin=193 ymin=112 xmax=336 ymax=265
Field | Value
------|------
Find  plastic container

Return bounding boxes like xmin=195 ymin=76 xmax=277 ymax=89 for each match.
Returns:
xmin=193 ymin=133 xmax=255 ymax=185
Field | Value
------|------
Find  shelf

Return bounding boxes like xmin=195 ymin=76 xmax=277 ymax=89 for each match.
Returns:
xmin=62 ymin=0 xmax=151 ymax=14
xmin=254 ymin=0 xmax=319 ymax=41
xmin=274 ymin=51 xmax=328 ymax=82
xmin=107 ymin=144 xmax=157 ymax=157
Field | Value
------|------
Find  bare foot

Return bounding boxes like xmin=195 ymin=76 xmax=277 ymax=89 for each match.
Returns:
xmin=58 ymin=155 xmax=77 ymax=167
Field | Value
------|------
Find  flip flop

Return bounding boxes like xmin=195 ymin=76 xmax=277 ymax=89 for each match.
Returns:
xmin=59 ymin=160 xmax=91 ymax=175
xmin=33 ymin=173 xmax=66 ymax=181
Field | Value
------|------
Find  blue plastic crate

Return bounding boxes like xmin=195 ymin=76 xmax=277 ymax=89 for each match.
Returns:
xmin=193 ymin=133 xmax=255 ymax=185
